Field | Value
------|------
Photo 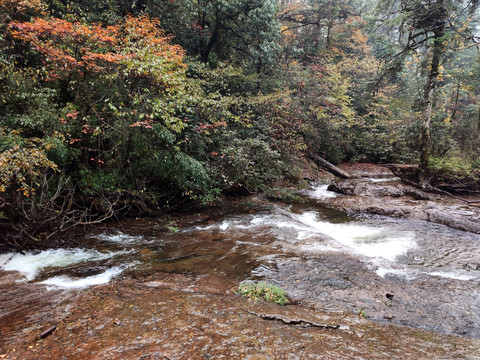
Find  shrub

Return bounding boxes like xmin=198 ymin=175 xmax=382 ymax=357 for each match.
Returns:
xmin=216 ymin=138 xmax=283 ymax=192
xmin=237 ymin=281 xmax=289 ymax=305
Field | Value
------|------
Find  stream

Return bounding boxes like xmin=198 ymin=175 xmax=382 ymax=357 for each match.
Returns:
xmin=1 ymin=180 xmax=480 ymax=359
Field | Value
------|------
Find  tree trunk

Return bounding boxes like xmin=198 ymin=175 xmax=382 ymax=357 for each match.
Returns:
xmin=201 ymin=10 xmax=220 ymax=63
xmin=477 ymin=105 xmax=480 ymax=132
xmin=325 ymin=20 xmax=333 ymax=48
xmin=449 ymin=82 xmax=461 ymax=126
xmin=419 ymin=25 xmax=445 ymax=181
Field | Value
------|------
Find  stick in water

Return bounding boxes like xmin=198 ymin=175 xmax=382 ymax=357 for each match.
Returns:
xmin=38 ymin=325 xmax=56 ymax=339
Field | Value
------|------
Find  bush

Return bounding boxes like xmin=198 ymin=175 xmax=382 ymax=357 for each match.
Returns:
xmin=427 ymin=155 xmax=480 ymax=190
xmin=237 ymin=281 xmax=289 ymax=305
xmin=215 ymin=138 xmax=283 ymax=192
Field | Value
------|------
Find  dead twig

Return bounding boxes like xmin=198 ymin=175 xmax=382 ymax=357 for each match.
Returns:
xmin=37 ymin=325 xmax=56 ymax=340
xmin=240 ymin=309 xmax=341 ymax=330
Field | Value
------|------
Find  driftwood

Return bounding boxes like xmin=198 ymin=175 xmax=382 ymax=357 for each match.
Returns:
xmin=385 ymin=164 xmax=480 ymax=204
xmin=37 ymin=325 xmax=56 ymax=339
xmin=384 ymin=164 xmax=418 ymax=181
xmin=311 ymin=155 xmax=350 ymax=179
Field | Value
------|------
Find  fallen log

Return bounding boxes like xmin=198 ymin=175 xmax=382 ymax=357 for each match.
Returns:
xmin=401 ymin=177 xmax=480 ymax=204
xmin=311 ymin=155 xmax=350 ymax=179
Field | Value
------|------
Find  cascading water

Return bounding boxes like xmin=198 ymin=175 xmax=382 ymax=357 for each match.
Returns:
xmin=0 ymin=242 xmax=135 ymax=289
xmin=2 ymin=182 xmax=478 ymax=289
xmin=195 ymin=189 xmax=480 ymax=283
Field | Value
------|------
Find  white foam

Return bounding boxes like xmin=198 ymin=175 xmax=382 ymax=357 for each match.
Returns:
xmin=196 ymin=219 xmax=232 ymax=231
xmin=219 ymin=221 xmax=230 ymax=231
xmin=375 ymin=267 xmax=418 ymax=280
xmin=374 ymin=266 xmax=477 ymax=281
xmin=290 ymin=212 xmax=416 ymax=261
xmin=428 ymin=271 xmax=475 ymax=281
xmin=196 ymin=215 xmax=276 ymax=232
xmin=40 ymin=267 xmax=125 ymax=289
xmin=364 ymin=177 xmax=400 ymax=183
xmin=96 ymin=232 xmax=143 ymax=244
xmin=1 ymin=249 xmax=123 ymax=281
xmin=300 ymin=243 xmax=338 ymax=252
xmin=251 ymin=215 xmax=272 ymax=226
xmin=206 ymin=210 xmax=416 ymax=262
xmin=304 ymin=185 xmax=338 ymax=199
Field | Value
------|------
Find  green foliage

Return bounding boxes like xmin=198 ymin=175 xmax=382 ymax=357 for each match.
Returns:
xmin=358 ymin=309 xmax=368 ymax=318
xmin=43 ymin=0 xmax=128 ymax=24
xmin=2 ymin=0 xmax=480 ymax=245
xmin=237 ymin=281 xmax=289 ymax=305
xmin=144 ymin=0 xmax=281 ymax=70
xmin=371 ymin=0 xmax=480 ymax=173
xmin=0 ymin=136 xmax=58 ymax=195
xmin=213 ymin=138 xmax=283 ymax=192
xmin=425 ymin=154 xmax=480 ymax=190
xmin=264 ymin=187 xmax=305 ymax=203
xmin=0 ymin=65 xmax=59 ymax=134
xmin=429 ymin=155 xmax=476 ymax=178
xmin=76 ymin=168 xmax=123 ymax=194
xmin=166 ymin=221 xmax=179 ymax=233
xmin=4 ymin=13 xmax=219 ymax=201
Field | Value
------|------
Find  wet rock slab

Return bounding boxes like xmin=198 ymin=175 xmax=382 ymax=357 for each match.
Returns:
xmin=1 ymin=274 xmax=479 ymax=360
xmin=258 ymin=253 xmax=480 ymax=339
xmin=328 ymin=178 xmax=434 ymax=200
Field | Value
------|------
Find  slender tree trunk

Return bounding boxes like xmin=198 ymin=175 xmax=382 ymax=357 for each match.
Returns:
xmin=477 ymin=104 xmax=480 ymax=132
xmin=419 ymin=26 xmax=445 ymax=180
xmin=326 ymin=21 xmax=332 ymax=48
xmin=201 ymin=10 xmax=220 ymax=63
xmin=450 ymin=82 xmax=461 ymax=126
xmin=476 ymin=105 xmax=480 ymax=152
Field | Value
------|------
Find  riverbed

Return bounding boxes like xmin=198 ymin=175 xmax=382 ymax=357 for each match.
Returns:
xmin=1 ymin=176 xmax=480 ymax=359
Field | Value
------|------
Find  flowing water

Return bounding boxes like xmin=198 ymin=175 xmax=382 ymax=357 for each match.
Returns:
xmin=3 ymin=187 xmax=478 ymax=286
xmin=1 ymin=182 xmax=480 ymax=358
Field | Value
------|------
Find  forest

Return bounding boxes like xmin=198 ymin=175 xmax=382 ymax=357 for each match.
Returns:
xmin=1 ymin=0 xmax=480 ymax=245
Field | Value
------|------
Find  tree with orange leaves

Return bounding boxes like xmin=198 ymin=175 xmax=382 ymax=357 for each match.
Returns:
xmin=10 ymin=15 xmax=186 ymax=89
xmin=9 ymin=14 xmax=189 ymax=139
xmin=3 ymin=14 xmax=195 ymax=202
xmin=1 ymin=13 xmax=207 ymax=244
